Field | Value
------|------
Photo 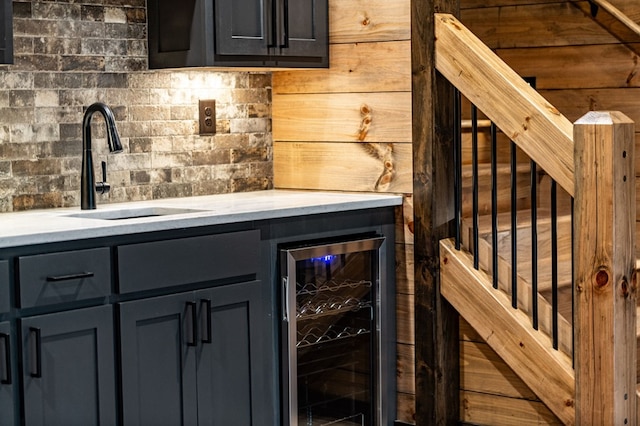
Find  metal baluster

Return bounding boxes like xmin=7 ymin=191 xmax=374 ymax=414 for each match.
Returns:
xmin=531 ymin=160 xmax=538 ymax=330
xmin=491 ymin=123 xmax=499 ymax=289
xmin=472 ymin=105 xmax=479 ymax=269
xmin=454 ymin=89 xmax=462 ymax=250
xmin=551 ymin=180 xmax=559 ymax=350
xmin=511 ymin=141 xmax=518 ymax=309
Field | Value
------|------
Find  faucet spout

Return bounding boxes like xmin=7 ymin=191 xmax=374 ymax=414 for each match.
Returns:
xmin=81 ymin=102 xmax=123 ymax=210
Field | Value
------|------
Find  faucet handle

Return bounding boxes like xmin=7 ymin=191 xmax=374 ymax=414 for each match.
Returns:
xmin=95 ymin=160 xmax=111 ymax=195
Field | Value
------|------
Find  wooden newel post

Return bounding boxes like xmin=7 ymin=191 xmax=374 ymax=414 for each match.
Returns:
xmin=574 ymin=111 xmax=636 ymax=425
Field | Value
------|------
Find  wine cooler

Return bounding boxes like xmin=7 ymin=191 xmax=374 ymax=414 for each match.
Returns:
xmin=280 ymin=235 xmax=393 ymax=426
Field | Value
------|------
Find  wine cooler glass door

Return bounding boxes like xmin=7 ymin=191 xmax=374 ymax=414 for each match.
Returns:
xmin=282 ymin=236 xmax=384 ymax=426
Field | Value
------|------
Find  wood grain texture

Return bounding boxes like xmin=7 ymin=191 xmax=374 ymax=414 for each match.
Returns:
xmin=397 ymin=342 xmax=416 ymax=394
xmin=273 ymin=41 xmax=411 ymax=94
xmin=272 ymin=92 xmax=412 ymax=143
xmin=396 ymin=292 xmax=415 ymax=345
xmin=461 ymin=390 xmax=562 ymax=425
xmin=573 ymin=111 xmax=636 ymax=424
xmin=461 ymin=2 xmax=619 ymax=49
xmin=412 ymin=1 xmax=460 ymax=425
xmin=460 ymin=340 xmax=539 ymax=400
xmin=435 ymin=13 xmax=575 ymax=196
xmin=497 ymin=43 xmax=640 ymax=89
xmin=440 ymin=239 xmax=575 ymax=424
xmin=329 ymin=0 xmax=410 ymax=44
xmin=273 ymin=141 xmax=412 ymax=192
xmin=397 ymin=391 xmax=416 ymax=424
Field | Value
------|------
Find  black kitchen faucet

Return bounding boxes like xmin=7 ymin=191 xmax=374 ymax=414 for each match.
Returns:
xmin=80 ymin=102 xmax=123 ymax=210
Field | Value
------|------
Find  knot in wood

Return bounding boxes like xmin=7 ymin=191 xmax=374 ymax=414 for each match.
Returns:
xmin=595 ymin=269 xmax=609 ymax=288
xmin=361 ymin=17 xmax=370 ymax=27
xmin=360 ymin=104 xmax=371 ymax=115
xmin=620 ymin=278 xmax=630 ymax=298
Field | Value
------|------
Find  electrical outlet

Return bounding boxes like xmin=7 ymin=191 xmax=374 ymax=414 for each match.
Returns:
xmin=199 ymin=99 xmax=216 ymax=135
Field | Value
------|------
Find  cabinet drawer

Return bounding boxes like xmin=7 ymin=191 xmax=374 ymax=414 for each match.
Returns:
xmin=0 ymin=260 xmax=8 ymax=314
xmin=118 ymin=230 xmax=259 ymax=294
xmin=18 ymin=248 xmax=111 ymax=309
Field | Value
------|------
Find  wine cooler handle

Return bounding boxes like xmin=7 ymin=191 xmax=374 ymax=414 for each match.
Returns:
xmin=201 ymin=299 xmax=212 ymax=344
xmin=282 ymin=277 xmax=289 ymax=322
xmin=29 ymin=327 xmax=42 ymax=378
xmin=0 ymin=333 xmax=10 ymax=385
xmin=186 ymin=302 xmax=197 ymax=347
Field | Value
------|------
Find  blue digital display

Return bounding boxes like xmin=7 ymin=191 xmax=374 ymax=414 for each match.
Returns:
xmin=311 ymin=255 xmax=336 ymax=264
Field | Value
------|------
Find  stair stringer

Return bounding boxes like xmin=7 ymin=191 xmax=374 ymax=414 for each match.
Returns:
xmin=440 ymin=238 xmax=575 ymax=425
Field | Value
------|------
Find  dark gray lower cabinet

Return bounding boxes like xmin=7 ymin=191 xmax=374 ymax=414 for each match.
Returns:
xmin=120 ymin=280 xmax=265 ymax=425
xmin=20 ymin=306 xmax=116 ymax=426
xmin=0 ymin=321 xmax=14 ymax=426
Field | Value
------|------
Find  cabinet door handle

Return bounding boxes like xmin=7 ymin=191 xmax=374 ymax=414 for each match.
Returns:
xmin=29 ymin=327 xmax=42 ymax=378
xmin=0 ymin=333 xmax=10 ymax=385
xmin=201 ymin=299 xmax=212 ymax=344
xmin=280 ymin=0 xmax=289 ymax=48
xmin=186 ymin=302 xmax=197 ymax=347
xmin=282 ymin=277 xmax=289 ymax=322
xmin=46 ymin=272 xmax=94 ymax=282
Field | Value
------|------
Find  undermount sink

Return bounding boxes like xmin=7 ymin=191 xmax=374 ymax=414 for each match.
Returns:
xmin=66 ymin=207 xmax=208 ymax=221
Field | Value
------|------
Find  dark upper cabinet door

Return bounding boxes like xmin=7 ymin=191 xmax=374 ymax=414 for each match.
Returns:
xmin=0 ymin=321 xmax=14 ymax=426
xmin=119 ymin=291 xmax=198 ymax=426
xmin=21 ymin=306 xmax=116 ymax=426
xmin=0 ymin=0 xmax=12 ymax=64
xmin=147 ymin=0 xmax=210 ymax=68
xmin=275 ymin=0 xmax=328 ymax=67
xmin=195 ymin=281 xmax=268 ymax=424
xmin=148 ymin=0 xmax=327 ymax=68
xmin=214 ymin=0 xmax=271 ymax=57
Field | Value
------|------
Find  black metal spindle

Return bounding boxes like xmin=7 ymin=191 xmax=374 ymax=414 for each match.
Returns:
xmin=531 ymin=160 xmax=538 ymax=330
xmin=472 ymin=105 xmax=479 ymax=269
xmin=571 ymin=197 xmax=575 ymax=363
xmin=491 ymin=123 xmax=499 ymax=289
xmin=454 ymin=89 xmax=462 ymax=250
xmin=511 ymin=141 xmax=518 ymax=309
xmin=551 ymin=180 xmax=559 ymax=350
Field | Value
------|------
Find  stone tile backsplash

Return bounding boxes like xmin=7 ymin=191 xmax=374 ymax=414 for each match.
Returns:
xmin=0 ymin=0 xmax=273 ymax=212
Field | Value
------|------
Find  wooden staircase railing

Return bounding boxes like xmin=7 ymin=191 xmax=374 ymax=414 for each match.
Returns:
xmin=434 ymin=13 xmax=637 ymax=425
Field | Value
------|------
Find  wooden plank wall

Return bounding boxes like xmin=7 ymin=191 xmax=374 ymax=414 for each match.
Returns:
xmin=272 ymin=0 xmax=415 ymax=423
xmin=456 ymin=0 xmax=640 ymax=424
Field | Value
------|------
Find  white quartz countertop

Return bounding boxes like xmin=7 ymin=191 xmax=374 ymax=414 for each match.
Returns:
xmin=0 ymin=190 xmax=403 ymax=248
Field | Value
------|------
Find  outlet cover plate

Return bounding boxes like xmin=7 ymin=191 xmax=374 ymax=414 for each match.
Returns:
xmin=199 ymin=99 xmax=216 ymax=135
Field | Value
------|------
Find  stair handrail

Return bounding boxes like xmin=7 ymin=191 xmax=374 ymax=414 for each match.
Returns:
xmin=434 ymin=13 xmax=575 ymax=197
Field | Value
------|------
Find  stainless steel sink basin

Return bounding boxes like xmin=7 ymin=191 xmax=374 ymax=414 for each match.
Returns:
xmin=66 ymin=207 xmax=208 ymax=220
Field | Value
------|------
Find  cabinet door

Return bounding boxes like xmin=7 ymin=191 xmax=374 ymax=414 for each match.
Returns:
xmin=0 ymin=260 xmax=8 ymax=314
xmin=277 ymin=0 xmax=328 ymax=63
xmin=0 ymin=321 xmax=14 ymax=426
xmin=0 ymin=0 xmax=12 ymax=64
xmin=215 ymin=0 xmax=271 ymax=57
xmin=119 ymin=292 xmax=198 ymax=426
xmin=195 ymin=281 xmax=268 ymax=424
xmin=21 ymin=306 xmax=116 ymax=426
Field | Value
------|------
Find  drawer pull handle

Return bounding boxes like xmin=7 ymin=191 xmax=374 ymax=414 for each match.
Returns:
xmin=0 ymin=333 xmax=10 ymax=385
xmin=46 ymin=272 xmax=94 ymax=282
xmin=29 ymin=327 xmax=41 ymax=378
xmin=186 ymin=302 xmax=197 ymax=347
xmin=201 ymin=299 xmax=212 ymax=344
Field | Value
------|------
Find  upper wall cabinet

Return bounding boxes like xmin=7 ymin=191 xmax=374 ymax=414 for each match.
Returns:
xmin=147 ymin=0 xmax=328 ymax=69
xmin=0 ymin=0 xmax=12 ymax=64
